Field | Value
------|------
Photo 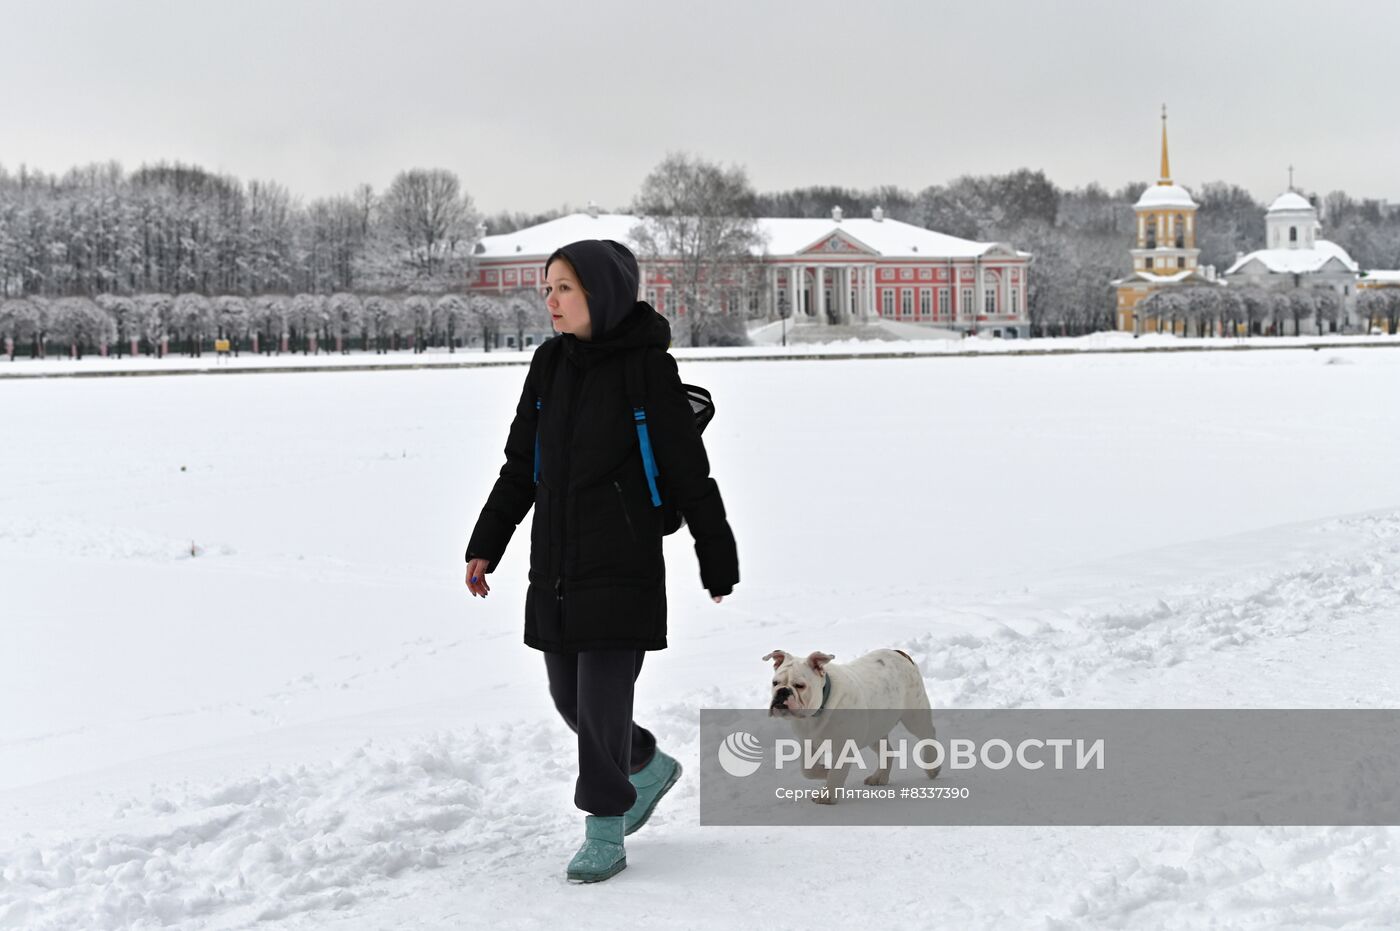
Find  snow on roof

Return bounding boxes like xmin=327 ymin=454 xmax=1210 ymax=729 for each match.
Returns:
xmin=1110 ymin=269 xmax=1216 ymax=287
xmin=1361 ymin=270 xmax=1400 ymax=284
xmin=1224 ymin=239 xmax=1359 ymax=276
xmin=472 ymin=212 xmax=1023 ymax=262
xmin=1267 ymin=191 xmax=1314 ymax=213
xmin=1134 ymin=183 xmax=1197 ymax=210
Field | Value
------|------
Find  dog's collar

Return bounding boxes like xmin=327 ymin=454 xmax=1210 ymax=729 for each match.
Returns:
xmin=812 ymin=673 xmax=833 ymax=716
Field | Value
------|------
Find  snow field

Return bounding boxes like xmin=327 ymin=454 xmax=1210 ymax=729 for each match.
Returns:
xmin=2 ymin=347 xmax=1400 ymax=928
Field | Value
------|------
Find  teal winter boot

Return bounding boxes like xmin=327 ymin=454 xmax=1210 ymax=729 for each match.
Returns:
xmin=624 ymin=749 xmax=682 ymax=836
xmin=566 ymin=815 xmax=627 ymax=883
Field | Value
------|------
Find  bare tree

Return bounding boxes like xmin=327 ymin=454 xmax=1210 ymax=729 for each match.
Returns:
xmin=327 ymin=292 xmax=363 ymax=354
xmin=252 ymin=295 xmax=290 ymax=354
xmin=96 ymin=294 xmax=138 ymax=356
xmin=1236 ymin=286 xmax=1270 ymax=336
xmin=173 ymin=293 xmax=213 ymax=355
xmin=403 ymin=295 xmax=432 ymax=353
xmin=433 ymin=294 xmax=468 ymax=353
xmin=381 ymin=169 xmax=477 ymax=284
xmin=470 ymin=293 xmax=507 ymax=352
xmin=0 ymin=297 xmax=42 ymax=359
xmin=363 ymin=295 xmax=400 ymax=353
xmin=1313 ymin=290 xmax=1342 ymax=335
xmin=290 ymin=293 xmax=326 ymax=354
xmin=135 ymin=293 xmax=173 ymax=356
xmin=49 ymin=297 xmax=113 ymax=358
xmin=504 ymin=288 xmax=548 ymax=349
xmin=630 ymin=152 xmax=763 ymax=347
xmin=215 ymin=296 xmax=249 ymax=354
xmin=1287 ymin=290 xmax=1315 ymax=337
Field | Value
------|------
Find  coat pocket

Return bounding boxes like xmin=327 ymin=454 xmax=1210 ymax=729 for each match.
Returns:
xmin=613 ymin=480 xmax=637 ymax=542
xmin=573 ymin=473 xmax=661 ymax=581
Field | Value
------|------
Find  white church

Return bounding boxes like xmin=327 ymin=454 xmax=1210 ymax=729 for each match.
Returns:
xmin=1223 ymin=189 xmax=1360 ymax=330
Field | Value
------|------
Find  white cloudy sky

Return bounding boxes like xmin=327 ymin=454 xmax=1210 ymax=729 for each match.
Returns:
xmin=4 ymin=0 xmax=1398 ymax=213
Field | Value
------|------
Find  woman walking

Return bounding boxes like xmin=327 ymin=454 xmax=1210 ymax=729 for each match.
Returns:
xmin=465 ymin=239 xmax=739 ymax=883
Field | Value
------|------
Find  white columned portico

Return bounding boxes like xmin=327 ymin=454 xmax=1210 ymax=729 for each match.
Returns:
xmin=838 ymin=266 xmax=849 ymax=324
xmin=815 ymin=264 xmax=827 ymax=325
xmin=975 ymin=259 xmax=985 ymax=330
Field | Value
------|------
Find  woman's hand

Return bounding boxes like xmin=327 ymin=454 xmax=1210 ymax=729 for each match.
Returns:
xmin=466 ymin=558 xmax=492 ymax=598
xmin=712 ymin=595 xmax=724 ymax=603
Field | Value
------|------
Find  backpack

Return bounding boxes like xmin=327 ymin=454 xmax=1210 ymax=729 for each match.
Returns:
xmin=531 ymin=341 xmax=713 ymax=536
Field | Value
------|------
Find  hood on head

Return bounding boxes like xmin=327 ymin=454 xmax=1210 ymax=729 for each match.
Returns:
xmin=546 ymin=239 xmax=640 ymax=341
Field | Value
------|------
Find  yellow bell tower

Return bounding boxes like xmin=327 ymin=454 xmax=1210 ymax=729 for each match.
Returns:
xmin=1115 ymin=106 xmax=1205 ymax=332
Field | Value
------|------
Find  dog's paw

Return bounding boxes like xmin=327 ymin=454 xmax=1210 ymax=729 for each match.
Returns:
xmin=810 ymin=789 xmax=837 ymax=806
xmin=863 ymin=771 xmax=890 ymax=786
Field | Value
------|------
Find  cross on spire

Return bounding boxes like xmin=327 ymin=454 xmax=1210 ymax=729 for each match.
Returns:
xmin=1288 ymin=164 xmax=1295 ymax=190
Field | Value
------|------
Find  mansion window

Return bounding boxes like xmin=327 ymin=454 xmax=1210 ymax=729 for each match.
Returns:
xmin=920 ymin=289 xmax=931 ymax=317
xmin=961 ymin=288 xmax=973 ymax=313
xmin=1175 ymin=214 xmax=1185 ymax=249
xmin=1290 ymin=226 xmax=1298 ymax=243
xmin=1010 ymin=287 xmax=1020 ymax=314
xmin=882 ymin=290 xmax=894 ymax=316
xmin=901 ymin=289 xmax=913 ymax=318
xmin=1146 ymin=257 xmax=1154 ymax=270
xmin=984 ymin=288 xmax=997 ymax=315
xmin=938 ymin=288 xmax=950 ymax=316
xmin=1145 ymin=219 xmax=1157 ymax=249
xmin=1177 ymin=257 xmax=1185 ymax=269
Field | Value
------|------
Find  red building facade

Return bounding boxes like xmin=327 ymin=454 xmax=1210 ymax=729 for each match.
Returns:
xmin=469 ymin=204 xmax=1031 ymax=338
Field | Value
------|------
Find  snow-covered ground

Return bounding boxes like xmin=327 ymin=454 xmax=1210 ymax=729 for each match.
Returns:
xmin=3 ymin=347 xmax=1399 ymax=928
xmin=3 ymin=328 xmax=1399 ymax=379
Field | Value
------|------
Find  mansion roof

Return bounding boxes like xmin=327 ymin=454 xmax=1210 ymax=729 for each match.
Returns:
xmin=472 ymin=212 xmax=1028 ymax=263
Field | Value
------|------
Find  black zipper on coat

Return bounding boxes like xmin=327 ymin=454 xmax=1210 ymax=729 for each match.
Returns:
xmin=556 ymin=358 xmax=587 ymax=606
xmin=613 ymin=480 xmax=637 ymax=541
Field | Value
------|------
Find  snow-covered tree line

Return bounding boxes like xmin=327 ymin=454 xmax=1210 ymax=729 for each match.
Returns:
xmin=1134 ymin=286 xmax=1338 ymax=337
xmin=0 ymin=162 xmax=483 ymax=298
xmin=0 ymin=160 xmax=558 ymax=358
xmin=0 ymin=289 xmax=548 ymax=360
xmin=5 ymin=157 xmax=1399 ymax=347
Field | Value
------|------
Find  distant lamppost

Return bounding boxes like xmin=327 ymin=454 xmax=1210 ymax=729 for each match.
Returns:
xmin=778 ymin=292 xmax=791 ymax=347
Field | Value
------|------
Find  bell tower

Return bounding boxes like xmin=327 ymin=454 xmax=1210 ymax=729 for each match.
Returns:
xmin=1115 ymin=106 xmax=1207 ymax=331
xmin=1128 ymin=106 xmax=1200 ymax=277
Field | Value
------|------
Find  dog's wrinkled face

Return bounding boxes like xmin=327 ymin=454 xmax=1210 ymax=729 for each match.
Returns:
xmin=763 ymin=649 xmax=834 ymax=718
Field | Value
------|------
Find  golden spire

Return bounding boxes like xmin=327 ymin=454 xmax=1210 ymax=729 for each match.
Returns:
xmin=1158 ymin=104 xmax=1171 ymax=185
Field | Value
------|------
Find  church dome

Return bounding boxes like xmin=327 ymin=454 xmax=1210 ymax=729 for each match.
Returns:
xmin=1135 ymin=183 xmax=1197 ymax=209
xmin=1267 ymin=191 xmax=1313 ymax=213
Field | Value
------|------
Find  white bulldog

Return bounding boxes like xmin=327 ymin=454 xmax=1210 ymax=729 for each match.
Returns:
xmin=764 ymin=648 xmax=941 ymax=804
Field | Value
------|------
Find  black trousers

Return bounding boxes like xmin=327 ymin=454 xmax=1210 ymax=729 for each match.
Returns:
xmin=543 ymin=649 xmax=658 ymax=817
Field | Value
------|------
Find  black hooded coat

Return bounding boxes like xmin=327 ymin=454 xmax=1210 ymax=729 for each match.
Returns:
xmin=465 ymin=239 xmax=739 ymax=652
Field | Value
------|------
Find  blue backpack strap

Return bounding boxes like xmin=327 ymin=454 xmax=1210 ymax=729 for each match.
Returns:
xmin=533 ymin=397 xmax=542 ymax=483
xmin=625 ymin=349 xmax=662 ymax=507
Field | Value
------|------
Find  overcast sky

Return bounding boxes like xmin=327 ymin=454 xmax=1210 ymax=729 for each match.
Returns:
xmin=5 ymin=0 xmax=1398 ymax=215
